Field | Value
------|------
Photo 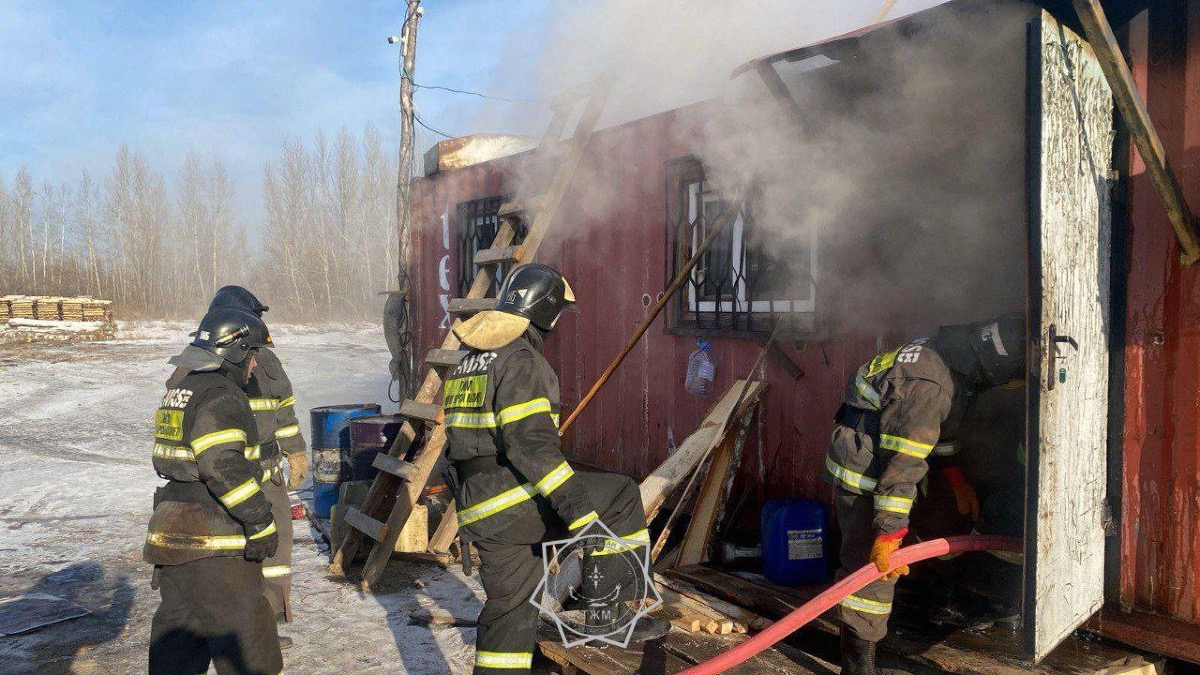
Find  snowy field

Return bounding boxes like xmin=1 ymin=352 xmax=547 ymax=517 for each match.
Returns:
xmin=0 ymin=321 xmax=485 ymax=674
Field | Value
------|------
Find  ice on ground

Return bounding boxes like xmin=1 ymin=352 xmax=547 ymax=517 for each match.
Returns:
xmin=0 ymin=322 xmax=485 ymax=674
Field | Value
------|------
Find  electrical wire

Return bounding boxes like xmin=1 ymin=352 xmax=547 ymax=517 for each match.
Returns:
xmin=413 ymin=82 xmax=532 ymax=103
xmin=413 ymin=110 xmax=454 ymax=139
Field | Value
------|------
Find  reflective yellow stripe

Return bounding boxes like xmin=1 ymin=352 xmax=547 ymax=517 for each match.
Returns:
xmin=457 ymin=483 xmax=537 ymax=527
xmin=591 ymin=529 xmax=651 ymax=557
xmin=191 ymin=429 xmax=248 ymax=455
xmin=278 ymin=396 xmax=295 ymax=408
xmin=551 ymin=413 xmax=560 ymax=427
xmin=153 ymin=443 xmax=196 ymax=461
xmin=274 ymin=423 xmax=300 ymax=439
xmin=262 ymin=458 xmax=283 ymax=482
xmin=497 ymin=398 xmax=552 ymax=426
xmin=244 ymin=445 xmax=261 ymax=460
xmin=248 ymin=521 xmax=277 ymax=540
xmin=932 ymin=441 xmax=959 ymax=457
xmin=249 ymin=397 xmax=281 ymax=411
xmin=445 ymin=411 xmax=498 ymax=429
xmin=568 ymin=511 xmax=599 ymax=530
xmin=825 ymin=456 xmax=878 ymax=491
xmin=854 ymin=371 xmax=882 ymax=410
xmin=840 ymin=593 xmax=892 ymax=615
xmin=263 ymin=564 xmax=291 ymax=578
xmin=146 ymin=531 xmax=245 ymax=551
xmin=879 ymin=434 xmax=934 ymax=459
xmin=220 ymin=478 xmax=261 ymax=509
xmin=874 ymin=494 xmax=914 ymax=515
xmin=475 ymin=651 xmax=533 ymax=669
xmin=534 ymin=461 xmax=574 ymax=496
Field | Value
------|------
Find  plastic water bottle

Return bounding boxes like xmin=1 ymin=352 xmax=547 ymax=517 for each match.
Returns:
xmin=685 ymin=339 xmax=716 ymax=397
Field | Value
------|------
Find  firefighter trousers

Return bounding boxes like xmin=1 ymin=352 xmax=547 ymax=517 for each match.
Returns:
xmin=835 ymin=487 xmax=896 ymax=643
xmin=149 ymin=556 xmax=282 ymax=675
xmin=471 ymin=471 xmax=647 ymax=675
xmin=262 ymin=474 xmax=293 ymax=622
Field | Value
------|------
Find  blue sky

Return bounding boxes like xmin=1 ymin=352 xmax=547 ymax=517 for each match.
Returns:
xmin=0 ymin=0 xmax=551 ymax=215
xmin=0 ymin=0 xmax=944 ymax=220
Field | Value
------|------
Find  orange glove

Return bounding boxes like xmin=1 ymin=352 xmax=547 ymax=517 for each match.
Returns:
xmin=941 ymin=467 xmax=980 ymax=521
xmin=869 ymin=532 xmax=909 ymax=580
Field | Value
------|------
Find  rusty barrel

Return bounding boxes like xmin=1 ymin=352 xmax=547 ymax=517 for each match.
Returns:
xmin=347 ymin=414 xmax=406 ymax=481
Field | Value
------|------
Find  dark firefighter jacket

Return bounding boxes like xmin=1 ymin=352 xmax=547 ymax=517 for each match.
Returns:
xmin=246 ymin=347 xmax=305 ymax=476
xmin=144 ymin=369 xmax=276 ymax=565
xmin=823 ymin=337 xmax=971 ymax=535
xmin=444 ymin=330 xmax=596 ymax=541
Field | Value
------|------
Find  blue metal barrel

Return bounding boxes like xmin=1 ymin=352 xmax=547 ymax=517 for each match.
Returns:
xmin=309 ymin=403 xmax=381 ymax=518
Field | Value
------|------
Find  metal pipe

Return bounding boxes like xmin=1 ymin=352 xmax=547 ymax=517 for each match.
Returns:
xmin=558 ymin=204 xmax=741 ymax=437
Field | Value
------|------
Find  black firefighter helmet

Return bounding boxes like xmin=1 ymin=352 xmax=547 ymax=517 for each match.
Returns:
xmin=970 ymin=311 xmax=1027 ymax=386
xmin=169 ymin=307 xmax=271 ymax=372
xmin=453 ymin=263 xmax=576 ymax=350
xmin=209 ymin=285 xmax=268 ymax=317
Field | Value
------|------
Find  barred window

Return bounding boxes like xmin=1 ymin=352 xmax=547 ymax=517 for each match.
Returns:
xmin=666 ymin=157 xmax=817 ymax=335
xmin=455 ymin=196 xmax=526 ymax=298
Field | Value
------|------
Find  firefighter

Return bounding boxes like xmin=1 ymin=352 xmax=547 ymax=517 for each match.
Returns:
xmin=444 ymin=263 xmax=668 ymax=675
xmin=145 ymin=307 xmax=282 ymax=675
xmin=208 ymin=286 xmax=306 ymax=625
xmin=824 ymin=312 xmax=1026 ymax=675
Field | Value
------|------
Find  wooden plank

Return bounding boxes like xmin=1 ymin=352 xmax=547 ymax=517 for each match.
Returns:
xmin=639 ymin=380 xmax=765 ymax=521
xmin=1087 ymin=607 xmax=1200 ymax=667
xmin=1071 ymin=0 xmax=1200 ymax=265
xmin=399 ymin=399 xmax=443 ymax=424
xmin=1026 ymin=11 xmax=1113 ymax=662
xmin=343 ymin=507 xmax=387 ymax=543
xmin=654 ymin=574 xmax=770 ymax=631
xmin=473 ymin=245 xmax=525 ymax=266
xmin=675 ymin=420 xmax=743 ymax=567
xmin=424 ymin=348 xmax=466 ymax=368
xmin=371 ymin=453 xmax=415 ymax=479
xmin=447 ymin=298 xmax=495 ymax=315
xmin=498 ymin=197 xmax=543 ymax=218
xmin=427 ymin=501 xmax=458 ymax=555
xmin=669 ymin=567 xmax=1151 ymax=675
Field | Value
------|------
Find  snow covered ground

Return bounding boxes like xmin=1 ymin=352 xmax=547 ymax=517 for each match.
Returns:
xmin=0 ymin=321 xmax=485 ymax=674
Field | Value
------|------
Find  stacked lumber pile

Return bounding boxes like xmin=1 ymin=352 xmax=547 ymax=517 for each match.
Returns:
xmin=82 ymin=299 xmax=113 ymax=323
xmin=34 ymin=297 xmax=62 ymax=321
xmin=9 ymin=296 xmax=35 ymax=320
xmin=0 ymin=295 xmax=116 ymax=342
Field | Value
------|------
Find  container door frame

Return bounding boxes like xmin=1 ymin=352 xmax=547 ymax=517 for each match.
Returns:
xmin=1024 ymin=10 xmax=1115 ymax=663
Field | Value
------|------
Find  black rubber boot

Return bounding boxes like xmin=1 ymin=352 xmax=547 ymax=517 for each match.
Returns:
xmin=841 ymin=628 xmax=877 ymax=675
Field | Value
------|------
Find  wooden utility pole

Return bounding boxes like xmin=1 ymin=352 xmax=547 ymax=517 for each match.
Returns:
xmin=394 ymin=0 xmax=423 ymax=396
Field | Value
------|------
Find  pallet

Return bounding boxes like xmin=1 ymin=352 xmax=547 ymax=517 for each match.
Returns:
xmin=330 ymin=78 xmax=612 ymax=589
xmin=664 ymin=566 xmax=1158 ymax=675
xmin=538 ymin=628 xmax=833 ymax=675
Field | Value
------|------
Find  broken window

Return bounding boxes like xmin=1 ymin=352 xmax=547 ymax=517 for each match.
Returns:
xmin=666 ymin=157 xmax=817 ymax=335
xmin=455 ymin=196 xmax=526 ymax=298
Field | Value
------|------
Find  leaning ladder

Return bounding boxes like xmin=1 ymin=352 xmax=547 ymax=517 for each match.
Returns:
xmin=330 ymin=79 xmax=611 ymax=589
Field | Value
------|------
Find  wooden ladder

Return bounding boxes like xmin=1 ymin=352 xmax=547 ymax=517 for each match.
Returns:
xmin=330 ymin=78 xmax=611 ymax=589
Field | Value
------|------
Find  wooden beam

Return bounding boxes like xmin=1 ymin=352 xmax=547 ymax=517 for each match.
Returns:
xmin=399 ymin=399 xmax=442 ymax=424
xmin=1071 ymin=0 xmax=1200 ymax=265
xmin=424 ymin=348 xmax=466 ymax=368
xmin=427 ymin=502 xmax=458 ymax=555
xmin=473 ymin=245 xmax=525 ymax=266
xmin=447 ymin=298 xmax=495 ymax=316
xmin=371 ymin=453 xmax=415 ymax=479
xmin=639 ymin=380 xmax=766 ymax=521
xmin=675 ymin=414 xmax=747 ymax=567
xmin=343 ymin=507 xmax=387 ymax=543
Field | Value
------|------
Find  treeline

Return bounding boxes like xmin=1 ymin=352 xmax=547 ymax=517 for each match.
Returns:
xmin=0 ymin=124 xmax=400 ymax=321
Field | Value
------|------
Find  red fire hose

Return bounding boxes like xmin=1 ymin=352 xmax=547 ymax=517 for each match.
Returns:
xmin=675 ymin=535 xmax=1023 ymax=675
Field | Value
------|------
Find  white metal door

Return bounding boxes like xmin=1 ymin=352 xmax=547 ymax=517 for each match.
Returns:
xmin=1025 ymin=10 xmax=1114 ymax=662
